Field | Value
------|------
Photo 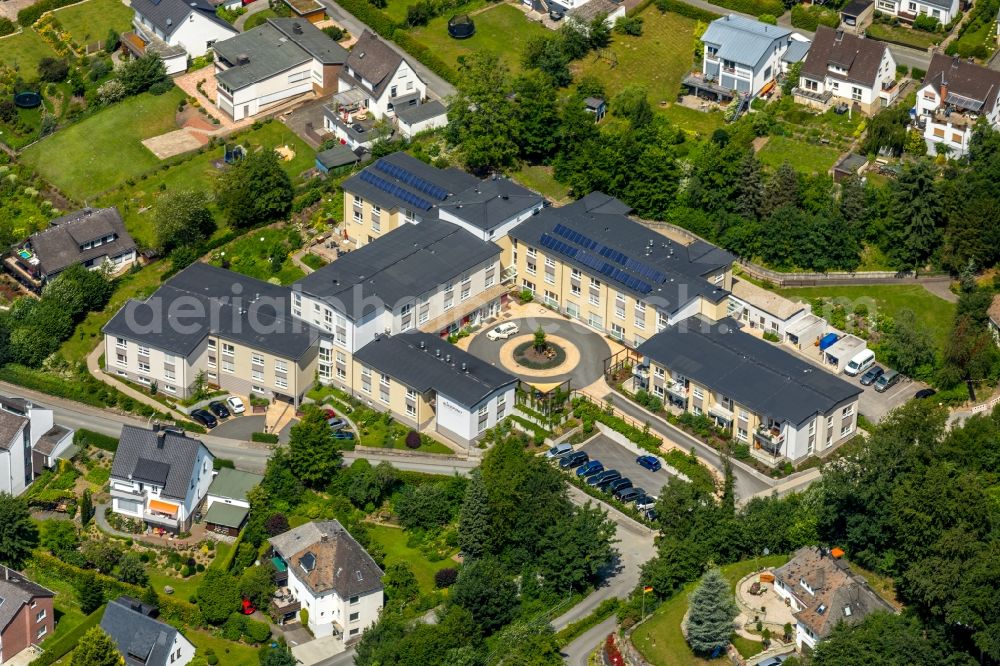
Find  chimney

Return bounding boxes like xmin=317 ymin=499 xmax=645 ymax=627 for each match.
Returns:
xmin=237 ymin=53 xmax=250 ymax=66
xmin=156 ymin=431 xmax=166 ymax=448
xmin=320 ymin=533 xmax=328 ymax=542
xmin=293 ymin=22 xmax=303 ymax=34
xmin=152 ymin=421 xmax=161 ymax=433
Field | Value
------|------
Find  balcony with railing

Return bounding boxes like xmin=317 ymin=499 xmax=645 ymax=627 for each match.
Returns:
xmin=110 ymin=484 xmax=145 ymax=501
xmin=708 ymin=402 xmax=734 ymax=425
xmin=270 ymin=587 xmax=301 ymax=617
xmin=753 ymin=424 xmax=785 ymax=457
xmin=143 ymin=510 xmax=179 ymax=529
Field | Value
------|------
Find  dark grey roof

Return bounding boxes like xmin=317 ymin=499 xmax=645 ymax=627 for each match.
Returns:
xmin=841 ymin=0 xmax=871 ymax=16
xmin=583 ymin=96 xmax=606 ymax=109
xmin=834 ymin=153 xmax=867 ymax=174
xmin=101 ymin=597 xmax=187 ymax=666
xmin=269 ymin=520 xmax=384 ymax=599
xmin=294 ymin=218 xmax=500 ymax=319
xmin=215 ymin=19 xmax=345 ymax=90
xmin=568 ymin=0 xmax=619 ymax=22
xmin=342 ymin=30 xmax=404 ymax=99
xmin=0 ymin=396 xmax=28 ymax=415
xmin=0 ymin=411 xmax=26 ymax=451
xmin=638 ymin=317 xmax=862 ymax=426
xmin=33 ymin=424 xmax=72 ymax=456
xmin=438 ymin=178 xmax=544 ymax=233
xmin=0 ymin=567 xmax=54 ymax=634
xmin=508 ymin=193 xmax=734 ymax=307
xmin=317 ymin=144 xmax=361 ymax=169
xmin=130 ymin=0 xmax=234 ymax=37
xmin=102 ymin=262 xmax=321 ymax=359
xmin=355 ymin=332 xmax=517 ymax=408
xmin=801 ymin=26 xmax=888 ymax=88
xmin=924 ymin=53 xmax=1000 ymax=116
xmin=395 ymin=99 xmax=448 ymax=126
xmin=341 ymin=151 xmax=478 ymax=213
xmin=110 ymin=425 xmax=212 ymax=500
xmin=27 ymin=207 xmax=136 ymax=278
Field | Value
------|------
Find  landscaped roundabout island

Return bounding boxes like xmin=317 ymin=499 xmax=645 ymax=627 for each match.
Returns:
xmin=513 ymin=328 xmax=567 ymax=370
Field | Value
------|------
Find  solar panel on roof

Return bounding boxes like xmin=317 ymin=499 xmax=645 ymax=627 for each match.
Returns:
xmin=373 ymin=159 xmax=449 ymax=201
xmin=359 ymin=170 xmax=434 ymax=211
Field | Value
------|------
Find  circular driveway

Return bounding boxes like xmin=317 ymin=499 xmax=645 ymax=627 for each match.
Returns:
xmin=468 ymin=317 xmax=610 ymax=388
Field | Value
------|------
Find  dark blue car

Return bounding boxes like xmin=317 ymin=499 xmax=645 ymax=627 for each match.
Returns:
xmin=636 ymin=455 xmax=662 ymax=472
xmin=577 ymin=460 xmax=603 ymax=477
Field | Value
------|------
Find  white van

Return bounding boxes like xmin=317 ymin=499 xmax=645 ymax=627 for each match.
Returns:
xmin=844 ymin=348 xmax=876 ymax=376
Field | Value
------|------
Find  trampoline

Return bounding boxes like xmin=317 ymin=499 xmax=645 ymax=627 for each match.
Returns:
xmin=447 ymin=14 xmax=475 ymax=39
xmin=13 ymin=91 xmax=42 ymax=109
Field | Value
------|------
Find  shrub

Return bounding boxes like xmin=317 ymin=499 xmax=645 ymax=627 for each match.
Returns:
xmin=251 ymin=432 xmax=279 ymax=444
xmin=221 ymin=613 xmax=245 ymax=641
xmin=519 ymin=289 xmax=534 ymax=303
xmin=911 ymin=67 xmax=926 ymax=80
xmin=323 ymin=25 xmax=346 ymax=40
xmin=405 ymin=430 xmax=422 ymax=449
xmin=912 ymin=13 xmax=939 ymax=31
xmin=38 ymin=57 xmax=69 ymax=83
xmin=435 ymin=567 xmax=459 ymax=588
xmin=243 ymin=617 xmax=272 ymax=643
xmin=614 ymin=15 xmax=643 ymax=35
xmin=0 ymin=18 xmax=15 ymax=37
xmin=896 ymin=63 xmax=910 ymax=77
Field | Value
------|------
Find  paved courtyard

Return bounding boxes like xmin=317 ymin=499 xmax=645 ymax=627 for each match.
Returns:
xmin=578 ymin=434 xmax=676 ymax=496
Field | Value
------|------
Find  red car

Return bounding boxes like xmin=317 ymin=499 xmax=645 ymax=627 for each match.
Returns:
xmin=322 ymin=408 xmax=336 ymax=419
xmin=241 ymin=598 xmax=256 ymax=615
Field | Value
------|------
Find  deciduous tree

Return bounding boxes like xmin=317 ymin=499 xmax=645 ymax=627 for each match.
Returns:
xmin=0 ymin=493 xmax=37 ymax=568
xmin=216 ymin=148 xmax=294 ymax=228
xmin=286 ymin=407 xmax=340 ymax=489
xmin=153 ymin=189 xmax=216 ymax=251
xmin=71 ymin=627 xmax=122 ymax=666
xmin=450 ymin=558 xmax=518 ymax=633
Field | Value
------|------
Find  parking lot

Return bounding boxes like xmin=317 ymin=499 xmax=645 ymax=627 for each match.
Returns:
xmin=855 ymin=369 xmax=925 ymax=422
xmin=575 ymin=435 xmax=675 ymax=498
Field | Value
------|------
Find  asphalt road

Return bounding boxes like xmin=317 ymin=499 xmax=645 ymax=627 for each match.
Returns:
xmin=562 ymin=616 xmax=616 ymax=666
xmin=468 ymin=317 xmax=609 ymax=389
xmin=578 ymin=435 xmax=674 ymax=498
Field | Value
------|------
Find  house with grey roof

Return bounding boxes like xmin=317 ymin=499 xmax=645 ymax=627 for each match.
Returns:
xmin=696 ymin=15 xmax=804 ymax=97
xmin=0 ymin=396 xmax=73 ymax=497
xmin=213 ymin=18 xmax=347 ymax=121
xmin=7 ymin=207 xmax=136 ymax=290
xmin=0 ymin=566 xmax=54 ymax=662
xmin=101 ymin=596 xmax=196 ymax=666
xmin=916 ymin=53 xmax=1000 ymax=157
xmin=324 ymin=30 xmax=445 ymax=149
xmin=128 ymin=0 xmax=236 ymax=74
xmin=438 ymin=178 xmax=545 ymax=242
xmin=794 ymin=26 xmax=897 ymax=115
xmin=871 ymin=0 xmax=959 ymax=26
xmin=355 ymin=332 xmax=517 ymax=444
xmin=109 ymin=423 xmax=214 ymax=533
xmin=204 ymin=468 xmax=262 ymax=536
xmin=637 ymin=316 xmax=862 ymax=465
xmin=269 ymin=520 xmax=383 ymax=641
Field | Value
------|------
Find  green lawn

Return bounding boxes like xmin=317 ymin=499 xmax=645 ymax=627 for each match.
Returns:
xmin=382 ymin=0 xmax=412 ymax=25
xmin=97 ymin=120 xmax=315 ymax=245
xmin=148 ymin=570 xmax=204 ymax=601
xmin=21 ymin=88 xmax=188 ymax=201
xmin=661 ymin=104 xmax=725 ymax=136
xmin=0 ymin=29 xmax=59 ymax=76
xmin=573 ymin=8 xmax=696 ymax=110
xmin=244 ymin=8 xmax=280 ymax=30
xmin=186 ymin=629 xmax=261 ymax=665
xmin=58 ymin=261 xmax=171 ymax=364
xmin=757 ymin=136 xmax=841 ymax=174
xmin=866 ymin=23 xmax=941 ymax=49
xmin=55 ymin=0 xmax=134 ymax=48
xmin=366 ymin=524 xmax=458 ymax=593
xmin=632 ymin=555 xmax=789 ymax=666
xmin=512 ymin=165 xmax=570 ymax=203
xmin=777 ymin=284 xmax=956 ymax=352
xmin=407 ymin=2 xmax=549 ymax=74
xmin=209 ymin=226 xmax=306 ymax=285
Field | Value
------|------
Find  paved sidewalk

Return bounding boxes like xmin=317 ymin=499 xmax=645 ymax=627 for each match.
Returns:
xmin=234 ymin=0 xmax=272 ymax=31
xmin=86 ymin=341 xmax=190 ymax=422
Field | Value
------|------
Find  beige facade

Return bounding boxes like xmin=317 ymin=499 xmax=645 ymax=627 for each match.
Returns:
xmin=206 ymin=335 xmax=316 ymax=404
xmin=344 ymin=190 xmax=429 ymax=246
xmin=350 ymin=360 xmax=436 ymax=430
xmin=511 ymin=237 xmax=732 ymax=348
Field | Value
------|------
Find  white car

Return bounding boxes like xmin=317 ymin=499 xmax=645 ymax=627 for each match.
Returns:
xmin=226 ymin=396 xmax=246 ymax=415
xmin=486 ymin=322 xmax=519 ymax=341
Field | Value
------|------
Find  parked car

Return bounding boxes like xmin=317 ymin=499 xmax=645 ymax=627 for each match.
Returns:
xmin=589 ymin=470 xmax=621 ymax=489
xmin=914 ymin=388 xmax=937 ymax=400
xmin=322 ymin=408 xmax=336 ymax=419
xmin=486 ymin=322 xmax=520 ymax=341
xmin=227 ymin=396 xmax=246 ymax=414
xmin=190 ymin=409 xmax=217 ymax=429
xmin=546 ymin=443 xmax=573 ymax=459
xmin=874 ymin=370 xmax=901 ymax=393
xmin=327 ymin=417 xmax=349 ymax=431
xmin=757 ymin=657 xmax=787 ymax=666
xmin=607 ymin=477 xmax=632 ymax=494
xmin=560 ymin=451 xmax=589 ymax=469
xmin=635 ymin=494 xmax=657 ymax=511
xmin=208 ymin=401 xmax=231 ymax=418
xmin=333 ymin=430 xmax=356 ymax=440
xmin=616 ymin=487 xmax=641 ymax=503
xmin=577 ymin=460 xmax=603 ymax=477
xmin=860 ymin=366 xmax=884 ymax=386
xmin=240 ymin=598 xmax=256 ymax=615
xmin=636 ymin=454 xmax=662 ymax=472
xmin=643 ymin=508 xmax=658 ymax=521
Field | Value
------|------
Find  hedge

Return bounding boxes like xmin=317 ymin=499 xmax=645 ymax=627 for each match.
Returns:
xmin=790 ymin=4 xmax=840 ymax=31
xmin=74 ymin=429 xmax=119 ymax=452
xmin=29 ymin=604 xmax=106 ymax=666
xmin=0 ymin=17 xmax=15 ymax=36
xmin=251 ymin=432 xmax=279 ymax=444
xmin=332 ymin=0 xmax=397 ymax=35
xmin=654 ymin=0 xmax=721 ymax=22
xmin=210 ymin=530 xmax=242 ymax=572
xmin=17 ymin=0 xmax=78 ymax=26
xmin=392 ymin=31 xmax=459 ymax=84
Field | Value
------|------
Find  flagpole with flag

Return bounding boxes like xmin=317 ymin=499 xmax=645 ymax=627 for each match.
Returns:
xmin=642 ymin=586 xmax=653 ymax=618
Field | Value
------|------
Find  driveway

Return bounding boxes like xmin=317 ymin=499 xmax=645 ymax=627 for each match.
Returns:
xmin=291 ymin=635 xmax=346 ymax=665
xmin=284 ymin=98 xmax=332 ymax=149
xmin=467 ymin=317 xmax=609 ymax=390
xmin=578 ymin=434 xmax=676 ymax=497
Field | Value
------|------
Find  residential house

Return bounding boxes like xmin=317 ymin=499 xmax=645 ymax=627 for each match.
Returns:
xmin=213 ymin=18 xmax=348 ymax=121
xmin=872 ymin=0 xmax=959 ymax=26
xmin=636 ymin=317 xmax=862 ymax=465
xmin=127 ymin=0 xmax=237 ymax=74
xmin=507 ymin=192 xmax=735 ymax=349
xmin=102 ymin=262 xmax=321 ymax=404
xmin=522 ymin=0 xmax=607 ymax=18
xmin=915 ymin=53 xmax=1000 ymax=157
xmin=204 ymin=468 xmax=263 ymax=536
xmin=0 ymin=396 xmax=73 ymax=496
xmin=353 ymin=332 xmax=517 ymax=445
xmin=101 ymin=596 xmax=196 ymax=666
xmin=699 ymin=15 xmax=796 ymax=97
xmin=794 ymin=26 xmax=898 ymax=114
xmin=324 ymin=31 xmax=444 ymax=149
xmin=726 ymin=277 xmax=813 ymax=343
xmin=6 ymin=207 xmax=137 ymax=291
xmin=773 ymin=547 xmax=896 ymax=649
xmin=840 ymin=0 xmax=875 ymax=34
xmin=269 ymin=520 xmax=383 ymax=641
xmin=109 ymin=423 xmax=215 ymax=534
xmin=0 ymin=567 xmax=54 ymax=662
